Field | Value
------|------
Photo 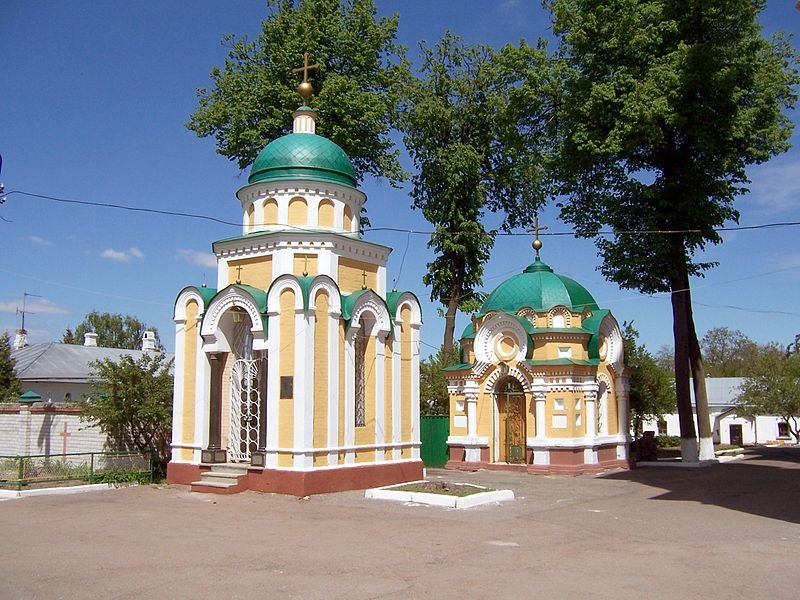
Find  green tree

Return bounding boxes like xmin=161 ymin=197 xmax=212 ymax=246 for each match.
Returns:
xmin=420 ymin=345 xmax=460 ymax=416
xmin=548 ymin=0 xmax=799 ymax=460
xmin=187 ymin=0 xmax=405 ymax=186
xmin=736 ymin=345 xmax=800 ymax=443
xmin=399 ymin=34 xmax=552 ymax=349
xmin=82 ymin=353 xmax=174 ymax=476
xmin=701 ymin=327 xmax=760 ymax=377
xmin=64 ymin=311 xmax=162 ymax=351
xmin=623 ymin=323 xmax=676 ymax=438
xmin=0 ymin=332 xmax=22 ymax=403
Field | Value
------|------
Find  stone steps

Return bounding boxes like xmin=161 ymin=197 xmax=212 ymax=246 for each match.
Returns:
xmin=190 ymin=464 xmax=249 ymax=495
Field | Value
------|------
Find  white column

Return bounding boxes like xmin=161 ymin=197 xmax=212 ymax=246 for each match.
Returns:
xmin=343 ymin=326 xmax=357 ymax=464
xmin=265 ymin=312 xmax=280 ymax=467
xmin=171 ymin=318 xmax=187 ymax=461
xmin=584 ymin=387 xmax=598 ymax=438
xmin=410 ymin=323 xmax=421 ymax=459
xmin=533 ymin=387 xmax=547 ymax=438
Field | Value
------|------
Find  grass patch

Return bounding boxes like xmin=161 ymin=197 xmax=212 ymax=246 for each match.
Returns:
xmin=391 ymin=481 xmax=493 ymax=497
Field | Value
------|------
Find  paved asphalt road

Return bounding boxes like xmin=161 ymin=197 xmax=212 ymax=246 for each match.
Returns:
xmin=2 ymin=447 xmax=799 ymax=600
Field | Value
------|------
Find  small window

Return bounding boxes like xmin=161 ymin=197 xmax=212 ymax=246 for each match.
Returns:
xmin=778 ymin=422 xmax=790 ymax=439
xmin=558 ymin=346 xmax=571 ymax=359
xmin=280 ymin=376 xmax=293 ymax=399
xmin=554 ymin=398 xmax=565 ymax=411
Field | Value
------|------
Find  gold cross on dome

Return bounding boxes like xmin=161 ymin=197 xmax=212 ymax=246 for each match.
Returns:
xmin=235 ymin=265 xmax=243 ymax=284
xmin=527 ymin=213 xmax=548 ymax=258
xmin=361 ymin=270 xmax=367 ymax=290
xmin=293 ymin=52 xmax=319 ymax=83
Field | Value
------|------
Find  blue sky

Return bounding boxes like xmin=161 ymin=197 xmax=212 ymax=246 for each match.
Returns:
xmin=1 ymin=0 xmax=799 ymax=357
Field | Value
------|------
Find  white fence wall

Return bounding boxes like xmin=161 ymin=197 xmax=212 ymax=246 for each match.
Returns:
xmin=0 ymin=404 xmax=107 ymax=457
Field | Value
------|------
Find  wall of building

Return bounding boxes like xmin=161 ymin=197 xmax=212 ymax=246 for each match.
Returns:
xmin=645 ymin=412 xmax=793 ymax=445
xmin=0 ymin=404 xmax=107 ymax=457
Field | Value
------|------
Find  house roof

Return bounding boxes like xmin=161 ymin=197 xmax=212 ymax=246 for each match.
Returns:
xmin=12 ymin=343 xmax=174 ymax=383
xmin=692 ymin=377 xmax=745 ymax=408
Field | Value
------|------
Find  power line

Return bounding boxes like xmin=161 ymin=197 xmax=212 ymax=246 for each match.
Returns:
xmin=6 ymin=188 xmax=800 ymax=238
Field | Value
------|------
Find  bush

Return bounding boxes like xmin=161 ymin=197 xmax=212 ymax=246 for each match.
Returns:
xmin=655 ymin=435 xmax=682 ymax=448
xmin=95 ymin=468 xmax=152 ymax=485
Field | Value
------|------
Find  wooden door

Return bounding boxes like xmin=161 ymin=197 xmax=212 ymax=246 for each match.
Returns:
xmin=729 ymin=424 xmax=743 ymax=447
xmin=497 ymin=379 xmax=526 ymax=464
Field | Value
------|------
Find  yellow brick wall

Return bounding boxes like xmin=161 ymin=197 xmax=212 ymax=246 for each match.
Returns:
xmin=293 ymin=253 xmax=318 ymax=277
xmin=338 ymin=257 xmax=377 ymax=294
xmin=313 ymin=291 xmax=329 ymax=465
xmin=181 ymin=299 xmax=199 ymax=445
xmin=400 ymin=305 xmax=412 ymax=458
xmin=227 ymin=256 xmax=272 ymax=288
xmin=343 ymin=204 xmax=354 ymax=232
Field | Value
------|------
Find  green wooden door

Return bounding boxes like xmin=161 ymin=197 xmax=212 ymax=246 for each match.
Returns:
xmin=420 ymin=415 xmax=449 ymax=468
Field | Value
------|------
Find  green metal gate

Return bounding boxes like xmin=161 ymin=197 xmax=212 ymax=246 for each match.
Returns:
xmin=420 ymin=415 xmax=449 ymax=468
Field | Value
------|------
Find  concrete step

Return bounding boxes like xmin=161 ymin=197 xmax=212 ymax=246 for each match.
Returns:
xmin=190 ymin=464 xmax=249 ymax=495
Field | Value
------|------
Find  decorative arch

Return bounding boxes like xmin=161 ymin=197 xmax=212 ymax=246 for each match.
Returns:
xmin=598 ymin=314 xmax=625 ymax=374
xmin=307 ymin=275 xmax=343 ymax=316
xmin=390 ymin=291 xmax=423 ymax=327
xmin=548 ymin=306 xmax=571 ymax=328
xmin=174 ymin=286 xmax=209 ymax=321
xmin=267 ymin=275 xmax=306 ymax=314
xmin=349 ymin=290 xmax=392 ymax=339
xmin=516 ymin=307 xmax=537 ymax=326
xmin=482 ymin=363 xmax=532 ymax=394
xmin=474 ymin=312 xmax=528 ymax=365
xmin=200 ymin=286 xmax=266 ymax=352
xmin=245 ymin=203 xmax=255 ymax=231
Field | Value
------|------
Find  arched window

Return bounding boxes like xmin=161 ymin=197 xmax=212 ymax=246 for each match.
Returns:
xmin=353 ymin=314 xmax=374 ymax=428
xmin=288 ymin=197 xmax=308 ymax=226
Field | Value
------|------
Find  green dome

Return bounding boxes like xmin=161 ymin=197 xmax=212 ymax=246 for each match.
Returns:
xmin=478 ymin=257 xmax=599 ymax=316
xmin=248 ymin=133 xmax=357 ymax=187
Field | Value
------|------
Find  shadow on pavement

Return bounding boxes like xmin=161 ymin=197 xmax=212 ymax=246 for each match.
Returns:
xmin=600 ymin=446 xmax=800 ymax=525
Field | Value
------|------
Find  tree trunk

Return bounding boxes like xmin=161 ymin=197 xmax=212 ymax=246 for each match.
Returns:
xmin=686 ymin=285 xmax=715 ymax=460
xmin=442 ymin=283 xmax=461 ymax=352
xmin=670 ymin=244 xmax=698 ymax=461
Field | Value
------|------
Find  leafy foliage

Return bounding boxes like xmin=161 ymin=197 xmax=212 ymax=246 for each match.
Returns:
xmin=0 ymin=332 xmax=21 ymax=403
xmin=736 ymin=346 xmax=800 ymax=443
xmin=548 ymin=0 xmax=799 ymax=451
xmin=399 ymin=34 xmax=552 ymax=348
xmin=187 ymin=0 xmax=405 ymax=186
xmin=420 ymin=345 xmax=460 ymax=416
xmin=82 ymin=353 xmax=173 ymax=476
xmin=623 ymin=323 xmax=675 ymax=438
xmin=64 ymin=311 xmax=162 ymax=351
xmin=701 ymin=327 xmax=761 ymax=377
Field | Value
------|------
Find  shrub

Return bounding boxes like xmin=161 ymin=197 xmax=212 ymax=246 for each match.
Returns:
xmin=655 ymin=435 xmax=682 ymax=448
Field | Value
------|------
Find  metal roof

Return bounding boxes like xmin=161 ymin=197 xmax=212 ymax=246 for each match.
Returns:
xmin=11 ymin=343 xmax=174 ymax=383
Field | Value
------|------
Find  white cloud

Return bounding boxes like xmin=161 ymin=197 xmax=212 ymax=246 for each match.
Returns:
xmin=746 ymin=155 xmax=800 ymax=215
xmin=176 ymin=249 xmax=217 ymax=269
xmin=27 ymin=236 xmax=53 ymax=246
xmin=100 ymin=247 xmax=144 ymax=262
xmin=0 ymin=297 xmax=70 ymax=315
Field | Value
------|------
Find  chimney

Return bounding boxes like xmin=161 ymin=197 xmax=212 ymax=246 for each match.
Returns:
xmin=84 ymin=332 xmax=98 ymax=347
xmin=142 ymin=331 xmax=157 ymax=352
xmin=14 ymin=328 xmax=28 ymax=350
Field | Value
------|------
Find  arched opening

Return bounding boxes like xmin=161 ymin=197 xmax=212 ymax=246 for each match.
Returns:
xmin=495 ymin=376 xmax=526 ymax=464
xmin=263 ymin=198 xmax=278 ymax=225
xmin=225 ymin=307 xmax=266 ymax=462
xmin=288 ymin=197 xmax=308 ymax=226
xmin=318 ymin=199 xmax=334 ymax=227
xmin=353 ymin=313 xmax=375 ymax=428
